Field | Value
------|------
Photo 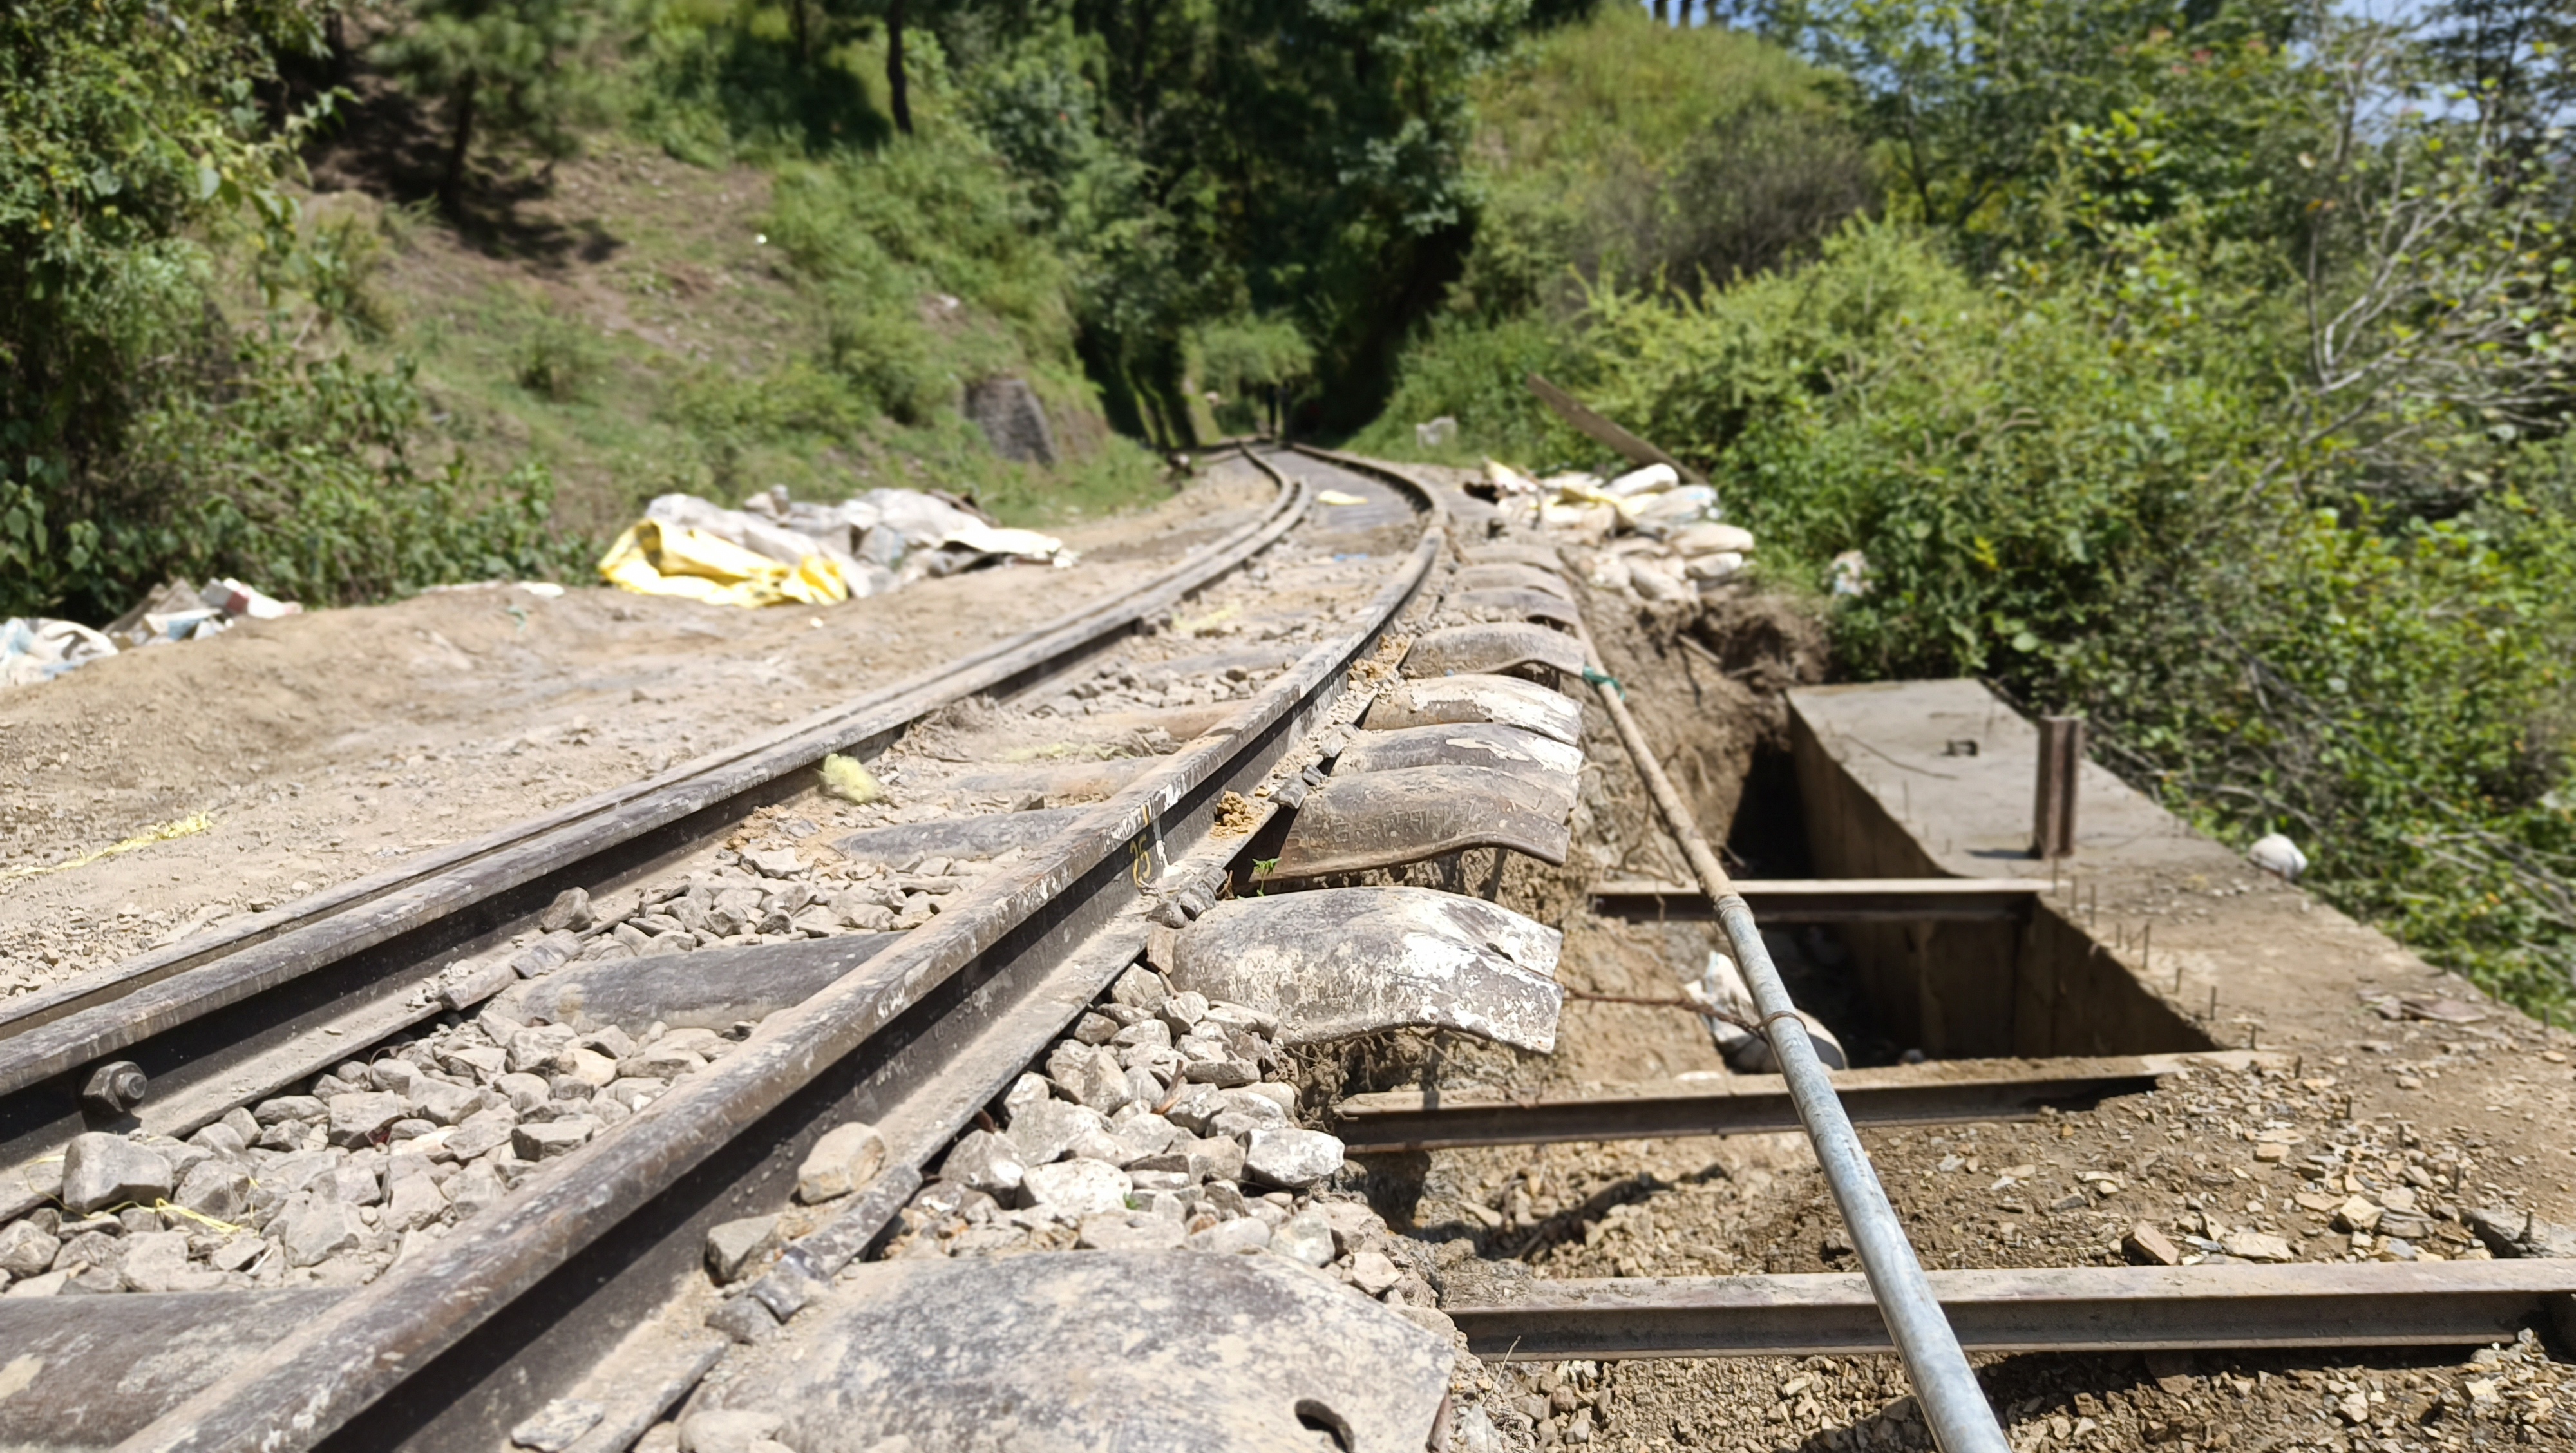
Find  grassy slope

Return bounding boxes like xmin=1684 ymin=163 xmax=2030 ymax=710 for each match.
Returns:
xmin=299 ymin=50 xmax=1166 ymax=549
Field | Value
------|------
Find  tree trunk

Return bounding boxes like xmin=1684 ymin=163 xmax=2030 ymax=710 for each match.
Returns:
xmin=790 ymin=0 xmax=811 ymax=68
xmin=439 ymin=71 xmax=479 ymax=216
xmin=1652 ymin=0 xmax=1669 ymax=22
xmin=886 ymin=0 xmax=912 ymax=135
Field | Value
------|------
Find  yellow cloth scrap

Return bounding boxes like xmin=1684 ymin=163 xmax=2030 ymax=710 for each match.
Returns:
xmin=598 ymin=520 xmax=849 ymax=609
xmin=0 ymin=812 xmax=213 ymax=887
xmin=1316 ymin=489 xmax=1368 ymax=506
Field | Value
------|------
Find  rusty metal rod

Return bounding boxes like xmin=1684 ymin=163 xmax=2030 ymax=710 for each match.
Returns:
xmin=1574 ymin=626 xmax=2009 ymax=1453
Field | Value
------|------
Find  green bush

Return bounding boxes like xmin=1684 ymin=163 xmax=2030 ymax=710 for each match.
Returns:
xmin=1557 ymin=220 xmax=2576 ymax=1014
xmin=120 ymin=338 xmax=587 ymax=604
xmin=515 ymin=311 xmax=605 ymax=402
xmin=1349 ymin=312 xmax=1595 ymax=465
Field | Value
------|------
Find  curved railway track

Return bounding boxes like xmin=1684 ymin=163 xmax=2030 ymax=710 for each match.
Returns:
xmin=0 ymin=444 xmax=1452 ymax=1452
xmin=5 ymin=444 xmax=2559 ymax=1453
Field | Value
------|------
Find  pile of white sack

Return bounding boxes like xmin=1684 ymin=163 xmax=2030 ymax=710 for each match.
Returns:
xmin=1 ymin=577 xmax=301 ymax=690
xmin=1481 ymin=459 xmax=1755 ymax=604
xmin=630 ymin=485 xmax=1070 ymax=603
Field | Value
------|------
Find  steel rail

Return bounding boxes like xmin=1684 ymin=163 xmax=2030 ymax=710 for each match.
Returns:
xmin=1591 ymin=877 xmax=2056 ymax=924
xmin=114 ymin=448 xmax=1450 ymax=1453
xmin=1444 ymin=1260 xmax=2576 ymax=1360
xmin=0 ymin=455 xmax=1312 ymax=1180
xmin=1331 ymin=1050 xmax=2286 ymax=1152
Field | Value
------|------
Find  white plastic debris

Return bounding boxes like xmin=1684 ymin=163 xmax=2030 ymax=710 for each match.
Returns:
xmin=1699 ymin=950 xmax=1847 ymax=1074
xmin=202 ymin=578 xmax=302 ymax=620
xmin=1481 ymin=459 xmax=1542 ymax=497
xmin=1626 ymin=484 xmax=1716 ymax=535
xmin=1415 ymin=416 xmax=1459 ymax=448
xmin=1605 ymin=463 xmax=1678 ymax=497
xmin=0 ymin=618 xmax=117 ymax=688
xmin=1830 ymin=549 xmax=1872 ymax=598
xmin=2247 ymin=833 xmax=2308 ymax=882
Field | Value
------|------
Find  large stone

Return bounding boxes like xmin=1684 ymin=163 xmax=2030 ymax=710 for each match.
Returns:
xmin=796 ymin=1121 xmax=889 ymax=1204
xmin=1186 ymin=1217 xmax=1271 ymax=1255
xmin=679 ymin=1409 xmax=786 ymax=1453
xmin=118 ymin=1230 xmax=194 ymax=1292
xmin=513 ymin=1118 xmax=598 ymax=1161
xmin=940 ymin=1130 xmax=1025 ymax=1199
xmin=60 ymin=1134 xmax=173 ymax=1214
xmin=327 ymin=1092 xmax=409 ymax=1148
xmin=1243 ymin=1128 xmax=1344 ymax=1190
xmin=1021 ymin=1159 xmax=1133 ymax=1219
xmin=2332 ymin=1196 xmax=2383 ymax=1234
xmin=1076 ymin=1213 xmax=1185 ymax=1252
xmin=251 ymin=1095 xmax=323 ymax=1126
xmin=705 ymin=1215 xmax=782 ymax=1285
xmin=1161 ymin=1083 xmax=1229 ymax=1135
xmin=1113 ymin=1113 xmax=1183 ymax=1163
xmin=2219 ymin=1230 xmax=2294 ymax=1263
xmin=175 ymin=1159 xmax=254 ymax=1222
xmin=2465 ymin=1206 xmax=2576 ymax=1259
xmin=408 ymin=1078 xmax=482 ymax=1126
xmin=444 ymin=1161 xmax=507 ymax=1220
xmin=1272 ymin=1211 xmax=1335 ymax=1268
xmin=447 ymin=1108 xmax=520 ymax=1161
xmin=507 ymin=1025 xmax=578 ymax=1076
xmin=0 ymin=1221 xmax=61 ymax=1278
xmin=383 ymin=1160 xmax=448 ymax=1231
xmin=1005 ymin=1099 xmax=1108 ymax=1167
xmin=332 ymin=1162 xmax=384 ymax=1206
xmin=1045 ymin=1042 xmax=1134 ymax=1114
xmin=276 ymin=1193 xmax=361 ymax=1267
xmin=962 ymin=375 xmax=1060 ymax=467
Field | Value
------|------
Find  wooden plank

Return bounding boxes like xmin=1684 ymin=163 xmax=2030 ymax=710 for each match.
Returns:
xmin=1525 ymin=374 xmax=1707 ymax=485
xmin=1592 ymin=877 xmax=2055 ymax=924
xmin=1332 ymin=1052 xmax=2287 ymax=1151
xmin=1446 ymin=1260 xmax=2576 ymax=1360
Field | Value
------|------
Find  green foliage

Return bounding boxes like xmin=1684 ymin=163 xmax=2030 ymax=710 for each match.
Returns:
xmin=120 ymin=339 xmax=587 ymax=603
xmin=1190 ymin=315 xmax=1312 ymax=433
xmin=1576 ymin=220 xmax=2576 ymax=1011
xmin=1459 ymin=7 xmax=1871 ymax=318
xmin=0 ymin=0 xmax=580 ymax=620
xmin=515 ymin=309 xmax=605 ymax=401
xmin=0 ymin=0 xmax=319 ymax=525
xmin=372 ymin=0 xmax=603 ymax=209
xmin=1359 ymin=0 xmax=2576 ymax=1014
xmin=1350 ymin=311 xmax=1593 ymax=465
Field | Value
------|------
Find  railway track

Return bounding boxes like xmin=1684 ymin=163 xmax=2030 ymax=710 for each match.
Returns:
xmin=1 ymin=446 xmax=2569 ymax=1453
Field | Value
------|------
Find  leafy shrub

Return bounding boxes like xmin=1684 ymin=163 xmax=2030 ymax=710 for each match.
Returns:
xmin=515 ymin=310 xmax=605 ymax=402
xmin=1350 ymin=312 xmax=1595 ymax=465
xmin=118 ymin=337 xmax=587 ymax=604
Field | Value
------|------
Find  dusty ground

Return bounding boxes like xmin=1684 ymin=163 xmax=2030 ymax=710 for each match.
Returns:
xmin=0 ymin=463 xmax=1273 ymax=998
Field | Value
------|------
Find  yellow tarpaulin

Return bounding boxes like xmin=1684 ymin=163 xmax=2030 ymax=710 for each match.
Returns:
xmin=598 ymin=520 xmax=849 ymax=608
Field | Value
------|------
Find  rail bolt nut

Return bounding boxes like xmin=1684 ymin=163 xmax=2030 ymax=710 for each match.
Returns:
xmin=81 ymin=1060 xmax=149 ymax=1117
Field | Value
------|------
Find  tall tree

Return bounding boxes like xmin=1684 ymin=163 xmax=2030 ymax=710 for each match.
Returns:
xmin=2427 ymin=0 xmax=2576 ymax=156
xmin=373 ymin=0 xmax=596 ymax=213
xmin=887 ymin=0 xmax=913 ymax=133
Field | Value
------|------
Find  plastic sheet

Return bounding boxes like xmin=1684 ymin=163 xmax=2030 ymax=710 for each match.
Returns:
xmin=597 ymin=519 xmax=851 ymax=608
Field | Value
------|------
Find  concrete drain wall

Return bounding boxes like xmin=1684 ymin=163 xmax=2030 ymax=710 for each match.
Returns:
xmin=1786 ymin=681 xmax=2251 ymax=1060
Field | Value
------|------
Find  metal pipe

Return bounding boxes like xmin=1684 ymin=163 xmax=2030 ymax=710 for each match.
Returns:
xmin=1576 ymin=629 xmax=2009 ymax=1453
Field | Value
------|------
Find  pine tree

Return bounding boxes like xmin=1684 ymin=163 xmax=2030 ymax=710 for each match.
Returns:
xmin=373 ymin=0 xmax=596 ymax=214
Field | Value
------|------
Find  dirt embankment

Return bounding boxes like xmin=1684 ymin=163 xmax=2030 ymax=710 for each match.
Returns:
xmin=0 ymin=467 xmax=1273 ymax=998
